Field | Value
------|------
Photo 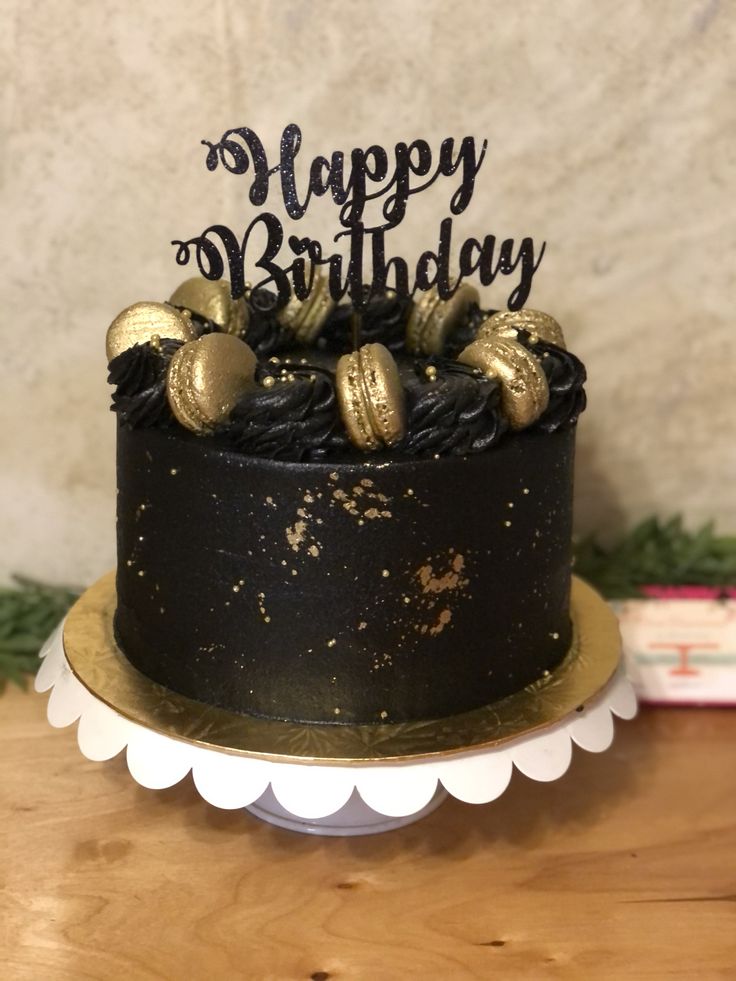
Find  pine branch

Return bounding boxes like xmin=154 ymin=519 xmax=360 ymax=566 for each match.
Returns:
xmin=574 ymin=517 xmax=736 ymax=599
xmin=0 ymin=578 xmax=79 ymax=693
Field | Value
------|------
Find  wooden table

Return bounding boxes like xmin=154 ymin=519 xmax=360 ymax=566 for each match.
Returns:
xmin=2 ymin=686 xmax=735 ymax=980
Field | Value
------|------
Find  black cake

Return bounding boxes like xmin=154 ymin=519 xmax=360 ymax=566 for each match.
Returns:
xmin=107 ymin=277 xmax=586 ymax=726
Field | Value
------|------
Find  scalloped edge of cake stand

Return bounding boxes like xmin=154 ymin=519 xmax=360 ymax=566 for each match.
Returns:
xmin=35 ymin=621 xmax=637 ymax=836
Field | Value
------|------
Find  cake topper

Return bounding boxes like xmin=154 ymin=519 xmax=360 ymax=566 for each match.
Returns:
xmin=172 ymin=124 xmax=546 ymax=311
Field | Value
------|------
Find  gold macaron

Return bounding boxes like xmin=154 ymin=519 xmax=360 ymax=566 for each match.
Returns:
xmin=405 ymin=282 xmax=479 ymax=356
xmin=277 ymin=262 xmax=336 ymax=344
xmin=476 ymin=308 xmax=566 ymax=349
xmin=168 ymin=277 xmax=248 ymax=337
xmin=166 ymin=333 xmax=257 ymax=434
xmin=458 ymin=336 xmax=550 ymax=430
xmin=105 ymin=302 xmax=198 ymax=362
xmin=336 ymin=343 xmax=406 ymax=451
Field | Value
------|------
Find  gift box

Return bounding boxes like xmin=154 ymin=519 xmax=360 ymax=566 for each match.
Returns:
xmin=574 ymin=518 xmax=736 ymax=706
xmin=613 ymin=589 xmax=736 ymax=705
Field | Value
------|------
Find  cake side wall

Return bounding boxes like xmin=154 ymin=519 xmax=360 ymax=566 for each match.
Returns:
xmin=114 ymin=426 xmax=575 ymax=724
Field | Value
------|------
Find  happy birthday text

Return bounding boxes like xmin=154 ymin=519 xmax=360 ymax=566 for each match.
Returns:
xmin=172 ymin=124 xmax=546 ymax=309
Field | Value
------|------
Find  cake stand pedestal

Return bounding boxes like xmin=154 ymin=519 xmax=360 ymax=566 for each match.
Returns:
xmin=35 ymin=615 xmax=636 ymax=837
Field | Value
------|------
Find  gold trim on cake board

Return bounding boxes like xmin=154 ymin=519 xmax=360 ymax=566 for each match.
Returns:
xmin=62 ymin=572 xmax=621 ymax=765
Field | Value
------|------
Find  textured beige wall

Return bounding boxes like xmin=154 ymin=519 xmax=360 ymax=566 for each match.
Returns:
xmin=1 ymin=0 xmax=734 ymax=586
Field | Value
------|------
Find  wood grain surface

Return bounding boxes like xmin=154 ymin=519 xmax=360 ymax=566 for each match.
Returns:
xmin=2 ymin=686 xmax=735 ymax=980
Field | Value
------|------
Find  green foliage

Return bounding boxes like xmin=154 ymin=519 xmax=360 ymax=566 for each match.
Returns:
xmin=0 ymin=578 xmax=79 ymax=692
xmin=574 ymin=516 xmax=736 ymax=599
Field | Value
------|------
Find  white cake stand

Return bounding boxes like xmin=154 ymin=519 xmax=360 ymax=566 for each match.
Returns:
xmin=35 ymin=618 xmax=637 ymax=836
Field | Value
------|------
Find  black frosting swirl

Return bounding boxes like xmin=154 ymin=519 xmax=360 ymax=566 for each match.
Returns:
xmin=517 ymin=334 xmax=587 ymax=432
xmin=443 ymin=302 xmax=499 ymax=358
xmin=399 ymin=359 xmax=508 ymax=456
xmin=319 ymin=288 xmax=412 ymax=353
xmin=221 ymin=363 xmax=349 ymax=461
xmin=243 ymin=288 xmax=295 ymax=356
xmin=108 ymin=340 xmax=182 ymax=428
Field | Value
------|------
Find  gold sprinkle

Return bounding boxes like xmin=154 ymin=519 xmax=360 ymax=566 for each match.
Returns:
xmin=417 ymin=553 xmax=467 ymax=594
xmin=268 ymin=356 xmax=281 ymax=364
xmin=379 ymin=710 xmax=388 ymax=720
xmin=403 ymin=596 xmax=411 ymax=604
xmin=507 ymin=502 xmax=514 ymax=508
xmin=551 ymin=631 xmax=560 ymax=640
xmin=308 ymin=544 xmax=320 ymax=558
xmin=264 ymin=616 xmax=271 ymax=623
xmin=291 ymin=569 xmax=298 ymax=576
xmin=232 ymin=584 xmax=240 ymax=592
xmin=364 ymin=507 xmax=392 ymax=520
xmin=262 ymin=375 xmax=276 ymax=388
xmin=406 ymin=488 xmax=414 ymax=496
xmin=429 ymin=609 xmax=452 ymax=636
xmin=169 ymin=468 xmax=178 ymax=476
xmin=126 ymin=560 xmax=133 ymax=567
xmin=504 ymin=520 xmax=512 ymax=527
xmin=334 ymin=707 xmax=341 ymax=715
xmin=425 ymin=365 xmax=438 ymax=380
xmin=523 ymin=487 xmax=530 ymax=495
xmin=329 ymin=472 xmax=339 ymax=482
xmin=286 ymin=520 xmax=307 ymax=551
xmin=382 ymin=569 xmax=390 ymax=578
xmin=358 ymin=621 xmax=367 ymax=630
xmin=327 ymin=638 xmax=337 ymax=648
xmin=137 ymin=570 xmax=145 ymax=577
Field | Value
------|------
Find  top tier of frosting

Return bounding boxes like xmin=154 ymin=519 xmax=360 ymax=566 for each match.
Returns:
xmin=106 ymin=273 xmax=586 ymax=461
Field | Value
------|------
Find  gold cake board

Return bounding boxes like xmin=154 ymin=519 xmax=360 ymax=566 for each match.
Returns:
xmin=63 ymin=572 xmax=621 ymax=765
